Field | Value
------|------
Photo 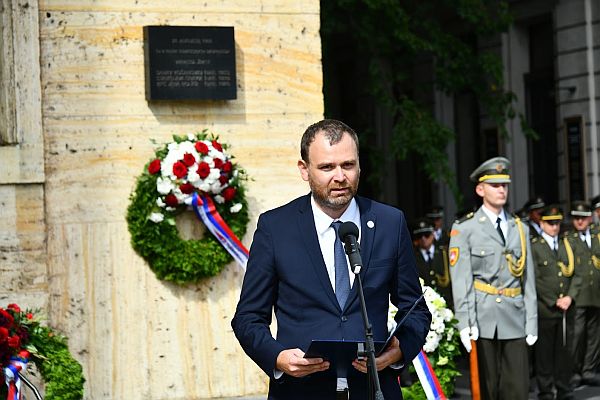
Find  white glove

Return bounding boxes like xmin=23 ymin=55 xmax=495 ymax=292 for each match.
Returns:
xmin=526 ymin=334 xmax=538 ymax=346
xmin=459 ymin=326 xmax=479 ymax=352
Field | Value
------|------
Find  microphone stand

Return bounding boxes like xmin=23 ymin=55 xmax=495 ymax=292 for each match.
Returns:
xmin=353 ymin=269 xmax=385 ymax=400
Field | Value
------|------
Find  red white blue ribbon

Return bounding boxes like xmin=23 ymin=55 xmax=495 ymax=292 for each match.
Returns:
xmin=190 ymin=192 xmax=249 ymax=270
xmin=4 ymin=354 xmax=28 ymax=400
xmin=412 ymin=350 xmax=447 ymax=400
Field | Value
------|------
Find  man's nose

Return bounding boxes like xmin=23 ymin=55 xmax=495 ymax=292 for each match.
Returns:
xmin=333 ymin=166 xmax=345 ymax=181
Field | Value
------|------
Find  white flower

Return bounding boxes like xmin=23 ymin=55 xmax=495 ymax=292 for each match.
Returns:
xmin=149 ymin=212 xmax=164 ymax=223
xmin=214 ymin=195 xmax=225 ymax=204
xmin=156 ymin=197 xmax=165 ymax=208
xmin=187 ymin=133 xmax=196 ymax=141
xmin=230 ymin=203 xmax=242 ymax=213
xmin=157 ymin=177 xmax=174 ymax=195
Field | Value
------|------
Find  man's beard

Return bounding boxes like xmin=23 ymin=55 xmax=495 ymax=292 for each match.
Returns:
xmin=309 ymin=179 xmax=358 ymax=212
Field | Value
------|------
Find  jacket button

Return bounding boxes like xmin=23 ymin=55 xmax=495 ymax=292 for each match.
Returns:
xmin=496 ymin=297 xmax=502 ymax=303
xmin=341 ymin=316 xmax=348 ymax=322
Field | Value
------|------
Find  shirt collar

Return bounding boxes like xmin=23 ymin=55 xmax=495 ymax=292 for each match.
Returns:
xmin=541 ymin=231 xmax=557 ymax=246
xmin=311 ymin=196 xmax=360 ymax=237
xmin=481 ymin=204 xmax=506 ymax=223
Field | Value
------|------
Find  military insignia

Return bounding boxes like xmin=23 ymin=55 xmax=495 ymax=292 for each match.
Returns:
xmin=450 ymin=229 xmax=460 ymax=237
xmin=449 ymin=247 xmax=459 ymax=266
xmin=495 ymin=163 xmax=504 ymax=172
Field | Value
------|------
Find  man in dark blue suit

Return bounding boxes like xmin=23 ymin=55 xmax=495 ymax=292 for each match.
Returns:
xmin=231 ymin=119 xmax=431 ymax=399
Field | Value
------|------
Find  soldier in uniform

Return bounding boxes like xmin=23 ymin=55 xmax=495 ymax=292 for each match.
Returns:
xmin=449 ymin=156 xmax=538 ymax=400
xmin=426 ymin=206 xmax=450 ymax=246
xmin=412 ymin=217 xmax=453 ymax=309
xmin=525 ymin=196 xmax=546 ymax=238
xmin=531 ymin=205 xmax=580 ymax=400
xmin=566 ymin=201 xmax=600 ymax=387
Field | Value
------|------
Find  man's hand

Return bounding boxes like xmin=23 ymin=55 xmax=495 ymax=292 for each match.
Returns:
xmin=556 ymin=295 xmax=572 ymax=311
xmin=352 ymin=336 xmax=403 ymax=373
xmin=276 ymin=348 xmax=330 ymax=378
xmin=459 ymin=326 xmax=479 ymax=352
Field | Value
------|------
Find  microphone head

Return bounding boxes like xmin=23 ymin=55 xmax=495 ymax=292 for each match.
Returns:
xmin=339 ymin=221 xmax=359 ymax=240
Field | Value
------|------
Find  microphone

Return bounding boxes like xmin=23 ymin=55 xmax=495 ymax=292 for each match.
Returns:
xmin=339 ymin=221 xmax=362 ymax=274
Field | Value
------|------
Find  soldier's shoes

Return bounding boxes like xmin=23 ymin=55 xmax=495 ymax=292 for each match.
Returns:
xmin=581 ymin=374 xmax=600 ymax=386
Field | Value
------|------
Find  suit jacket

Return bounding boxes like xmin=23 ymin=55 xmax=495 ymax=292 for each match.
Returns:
xmin=448 ymin=206 xmax=538 ymax=339
xmin=231 ymin=194 xmax=431 ymax=400
xmin=414 ymin=245 xmax=453 ymax=309
xmin=531 ymin=236 xmax=580 ymax=319
xmin=566 ymin=229 xmax=600 ymax=308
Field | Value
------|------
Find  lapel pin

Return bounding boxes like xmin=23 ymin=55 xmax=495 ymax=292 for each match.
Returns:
xmin=367 ymin=220 xmax=374 ymax=228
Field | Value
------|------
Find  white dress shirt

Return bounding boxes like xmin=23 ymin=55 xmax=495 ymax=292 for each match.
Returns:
xmin=481 ymin=205 xmax=508 ymax=240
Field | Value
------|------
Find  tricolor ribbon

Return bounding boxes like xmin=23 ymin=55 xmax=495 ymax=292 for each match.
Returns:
xmin=190 ymin=192 xmax=249 ymax=270
xmin=4 ymin=352 xmax=29 ymax=400
xmin=412 ymin=350 xmax=447 ymax=400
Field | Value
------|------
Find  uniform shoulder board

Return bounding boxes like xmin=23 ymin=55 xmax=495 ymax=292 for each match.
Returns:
xmin=455 ymin=212 xmax=474 ymax=224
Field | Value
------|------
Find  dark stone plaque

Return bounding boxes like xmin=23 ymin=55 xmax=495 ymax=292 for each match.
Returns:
xmin=144 ymin=26 xmax=236 ymax=100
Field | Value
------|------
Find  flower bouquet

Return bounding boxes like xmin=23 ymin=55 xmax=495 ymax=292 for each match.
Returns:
xmin=0 ymin=304 xmax=84 ymax=400
xmin=389 ymin=283 xmax=461 ymax=399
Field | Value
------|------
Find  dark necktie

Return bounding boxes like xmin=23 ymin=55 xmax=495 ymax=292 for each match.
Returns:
xmin=554 ymin=238 xmax=558 ymax=255
xmin=426 ymin=250 xmax=433 ymax=266
xmin=332 ymin=221 xmax=350 ymax=308
xmin=496 ymin=217 xmax=505 ymax=245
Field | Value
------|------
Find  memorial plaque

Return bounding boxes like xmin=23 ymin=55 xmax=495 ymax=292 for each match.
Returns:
xmin=144 ymin=26 xmax=236 ymax=100
xmin=564 ymin=116 xmax=585 ymax=202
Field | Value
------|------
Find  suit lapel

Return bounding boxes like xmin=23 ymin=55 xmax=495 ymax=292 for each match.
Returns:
xmin=342 ymin=197 xmax=376 ymax=312
xmin=296 ymin=195 xmax=340 ymax=310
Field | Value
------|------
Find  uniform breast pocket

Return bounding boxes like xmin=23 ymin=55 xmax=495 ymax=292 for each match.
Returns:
xmin=470 ymin=247 xmax=495 ymax=270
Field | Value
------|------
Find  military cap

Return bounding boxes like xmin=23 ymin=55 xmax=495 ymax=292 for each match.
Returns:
xmin=541 ymin=205 xmax=563 ymax=221
xmin=591 ymin=195 xmax=600 ymax=210
xmin=525 ymin=196 xmax=545 ymax=211
xmin=469 ymin=156 xmax=511 ymax=184
xmin=425 ymin=206 xmax=444 ymax=219
xmin=412 ymin=218 xmax=434 ymax=236
xmin=570 ymin=200 xmax=592 ymax=217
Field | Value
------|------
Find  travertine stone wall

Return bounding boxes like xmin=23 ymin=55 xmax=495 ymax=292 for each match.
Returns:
xmin=2 ymin=1 xmax=323 ymax=399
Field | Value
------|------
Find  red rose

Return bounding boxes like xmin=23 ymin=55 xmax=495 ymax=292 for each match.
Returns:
xmin=179 ymin=183 xmax=194 ymax=194
xmin=222 ymin=187 xmax=236 ymax=201
xmin=212 ymin=140 xmax=223 ymax=152
xmin=148 ymin=159 xmax=161 ymax=175
xmin=7 ymin=304 xmax=20 ymax=313
xmin=0 ymin=327 xmax=8 ymax=341
xmin=218 ymin=175 xmax=229 ymax=185
xmin=172 ymin=161 xmax=188 ymax=179
xmin=213 ymin=158 xmax=223 ymax=168
xmin=222 ymin=161 xmax=232 ymax=173
xmin=26 ymin=313 xmax=33 ymax=320
xmin=0 ymin=309 xmax=14 ymax=327
xmin=195 ymin=141 xmax=209 ymax=155
xmin=197 ymin=162 xmax=210 ymax=179
xmin=182 ymin=153 xmax=196 ymax=167
xmin=165 ymin=194 xmax=179 ymax=207
xmin=7 ymin=335 xmax=20 ymax=349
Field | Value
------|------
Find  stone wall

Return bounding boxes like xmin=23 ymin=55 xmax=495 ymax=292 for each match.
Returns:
xmin=1 ymin=1 xmax=323 ymax=398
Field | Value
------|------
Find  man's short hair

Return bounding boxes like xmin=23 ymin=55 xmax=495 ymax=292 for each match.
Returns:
xmin=300 ymin=119 xmax=360 ymax=163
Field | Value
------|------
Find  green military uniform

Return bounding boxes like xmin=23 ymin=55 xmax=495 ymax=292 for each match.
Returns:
xmin=525 ymin=196 xmax=546 ymax=239
xmin=566 ymin=201 xmax=600 ymax=386
xmin=531 ymin=206 xmax=580 ymax=400
xmin=449 ymin=157 xmax=537 ymax=400
xmin=412 ymin=218 xmax=453 ymax=309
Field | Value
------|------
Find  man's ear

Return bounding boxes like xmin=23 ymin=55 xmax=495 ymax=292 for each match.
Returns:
xmin=475 ymin=183 xmax=485 ymax=197
xmin=298 ymin=160 xmax=309 ymax=182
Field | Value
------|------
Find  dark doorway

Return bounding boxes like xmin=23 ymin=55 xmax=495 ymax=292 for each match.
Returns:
xmin=525 ymin=17 xmax=558 ymax=203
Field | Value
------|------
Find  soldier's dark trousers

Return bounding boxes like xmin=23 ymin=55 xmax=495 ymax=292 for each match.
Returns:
xmin=572 ymin=306 xmax=600 ymax=378
xmin=535 ymin=316 xmax=574 ymax=400
xmin=478 ymin=337 xmax=529 ymax=400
